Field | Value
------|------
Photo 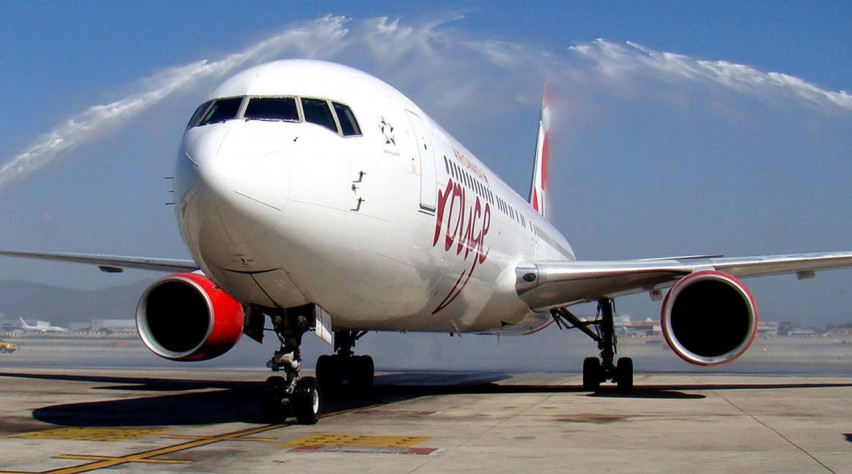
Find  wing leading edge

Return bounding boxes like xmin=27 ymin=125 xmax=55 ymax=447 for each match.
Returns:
xmin=516 ymin=251 xmax=852 ymax=310
xmin=0 ymin=250 xmax=198 ymax=273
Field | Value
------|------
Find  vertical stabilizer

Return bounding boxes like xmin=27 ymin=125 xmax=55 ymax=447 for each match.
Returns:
xmin=529 ymin=84 xmax=551 ymax=219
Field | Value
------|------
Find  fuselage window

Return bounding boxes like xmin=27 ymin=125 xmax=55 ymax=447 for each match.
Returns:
xmin=332 ymin=102 xmax=362 ymax=136
xmin=198 ymin=97 xmax=243 ymax=126
xmin=245 ymin=97 xmax=299 ymax=121
xmin=302 ymin=98 xmax=338 ymax=133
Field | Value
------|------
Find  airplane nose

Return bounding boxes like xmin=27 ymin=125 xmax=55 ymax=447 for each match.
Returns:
xmin=176 ymin=123 xmax=291 ymax=251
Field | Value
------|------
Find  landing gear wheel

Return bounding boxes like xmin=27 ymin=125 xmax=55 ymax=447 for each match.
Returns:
xmin=262 ymin=375 xmax=288 ymax=422
xmin=349 ymin=355 xmax=375 ymax=389
xmin=316 ymin=354 xmax=342 ymax=389
xmin=582 ymin=357 xmax=601 ymax=391
xmin=293 ymin=376 xmax=321 ymax=424
xmin=616 ymin=357 xmax=634 ymax=392
xmin=317 ymin=330 xmax=374 ymax=390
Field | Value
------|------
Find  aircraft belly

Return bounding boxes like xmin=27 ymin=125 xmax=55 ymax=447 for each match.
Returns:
xmin=250 ymin=199 xmax=458 ymax=330
xmin=205 ymin=269 xmax=277 ymax=308
xmin=289 ymin=215 xmax=435 ymax=324
xmin=251 ymin=268 xmax=309 ymax=308
xmin=312 ymin=229 xmax=528 ymax=334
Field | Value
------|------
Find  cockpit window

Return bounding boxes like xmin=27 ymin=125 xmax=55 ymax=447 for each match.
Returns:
xmin=244 ymin=97 xmax=299 ymax=121
xmin=186 ymin=100 xmax=213 ymax=130
xmin=333 ymin=102 xmax=361 ymax=136
xmin=198 ymin=97 xmax=243 ymax=126
xmin=302 ymin=98 xmax=338 ymax=133
xmin=185 ymin=95 xmax=362 ymax=138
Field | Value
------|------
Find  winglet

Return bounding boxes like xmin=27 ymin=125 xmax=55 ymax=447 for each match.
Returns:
xmin=529 ymin=84 xmax=551 ymax=220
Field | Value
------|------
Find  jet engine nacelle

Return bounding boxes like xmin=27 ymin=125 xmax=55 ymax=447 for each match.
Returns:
xmin=660 ymin=270 xmax=759 ymax=366
xmin=137 ymin=273 xmax=244 ymax=361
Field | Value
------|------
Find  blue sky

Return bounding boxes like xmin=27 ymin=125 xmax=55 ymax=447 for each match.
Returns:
xmin=0 ymin=1 xmax=849 ymax=329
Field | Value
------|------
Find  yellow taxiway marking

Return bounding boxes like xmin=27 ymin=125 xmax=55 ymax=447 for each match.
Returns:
xmin=11 ymin=428 xmax=166 ymax=442
xmin=282 ymin=433 xmax=437 ymax=455
xmin=0 ymin=402 xmax=391 ymax=474
xmin=162 ymin=434 xmax=277 ymax=442
xmin=284 ymin=434 xmax=430 ymax=449
xmin=54 ymin=455 xmax=190 ymax=465
xmin=0 ymin=424 xmax=285 ymax=474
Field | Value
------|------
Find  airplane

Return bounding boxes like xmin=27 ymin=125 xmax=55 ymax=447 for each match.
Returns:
xmin=19 ymin=317 xmax=68 ymax=333
xmin=1 ymin=59 xmax=851 ymax=425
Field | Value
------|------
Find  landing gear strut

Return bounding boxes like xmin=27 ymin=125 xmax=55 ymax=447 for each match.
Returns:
xmin=552 ymin=298 xmax=633 ymax=391
xmin=262 ymin=307 xmax=321 ymax=424
xmin=315 ymin=330 xmax=374 ymax=390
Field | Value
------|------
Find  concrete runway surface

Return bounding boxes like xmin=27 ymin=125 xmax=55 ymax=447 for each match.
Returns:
xmin=0 ymin=367 xmax=849 ymax=473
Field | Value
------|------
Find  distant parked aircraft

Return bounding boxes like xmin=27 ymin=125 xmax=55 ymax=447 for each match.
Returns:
xmin=19 ymin=317 xmax=68 ymax=333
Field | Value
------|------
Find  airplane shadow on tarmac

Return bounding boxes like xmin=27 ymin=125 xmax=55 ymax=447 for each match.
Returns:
xmin=1 ymin=371 xmax=849 ymax=428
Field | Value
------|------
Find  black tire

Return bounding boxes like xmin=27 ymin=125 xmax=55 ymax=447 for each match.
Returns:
xmin=316 ymin=354 xmax=340 ymax=389
xmin=293 ymin=376 xmax=321 ymax=424
xmin=616 ymin=357 xmax=634 ymax=392
xmin=0 ymin=347 xmax=7 ymax=353
xmin=349 ymin=355 xmax=375 ymax=389
xmin=262 ymin=376 xmax=288 ymax=422
xmin=582 ymin=357 xmax=601 ymax=391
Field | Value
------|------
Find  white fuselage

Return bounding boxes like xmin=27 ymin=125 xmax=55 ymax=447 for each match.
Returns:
xmin=19 ymin=318 xmax=67 ymax=333
xmin=175 ymin=60 xmax=574 ymax=334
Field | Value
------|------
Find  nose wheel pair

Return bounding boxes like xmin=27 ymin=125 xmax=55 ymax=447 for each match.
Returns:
xmin=262 ymin=374 xmax=321 ymax=424
xmin=261 ymin=308 xmax=321 ymax=424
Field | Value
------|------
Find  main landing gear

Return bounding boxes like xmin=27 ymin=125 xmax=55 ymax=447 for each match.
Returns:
xmin=551 ymin=298 xmax=634 ymax=392
xmin=263 ymin=308 xmax=321 ymax=424
xmin=315 ymin=330 xmax=375 ymax=390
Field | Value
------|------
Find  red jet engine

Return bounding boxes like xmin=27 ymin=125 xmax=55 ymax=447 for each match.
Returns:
xmin=137 ymin=273 xmax=244 ymax=361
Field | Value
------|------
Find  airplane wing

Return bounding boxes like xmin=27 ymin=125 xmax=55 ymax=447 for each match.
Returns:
xmin=0 ymin=250 xmax=198 ymax=273
xmin=516 ymin=251 xmax=852 ymax=310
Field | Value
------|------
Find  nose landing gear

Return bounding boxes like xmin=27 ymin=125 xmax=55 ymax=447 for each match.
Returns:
xmin=262 ymin=308 xmax=321 ymax=424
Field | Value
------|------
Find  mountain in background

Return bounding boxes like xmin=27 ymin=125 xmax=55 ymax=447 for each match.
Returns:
xmin=0 ymin=279 xmax=153 ymax=325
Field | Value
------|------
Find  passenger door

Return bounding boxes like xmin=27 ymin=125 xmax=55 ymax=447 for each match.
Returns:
xmin=405 ymin=110 xmax=437 ymax=212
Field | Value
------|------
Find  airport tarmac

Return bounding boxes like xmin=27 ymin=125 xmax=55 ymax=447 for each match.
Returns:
xmin=0 ymin=367 xmax=849 ymax=473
